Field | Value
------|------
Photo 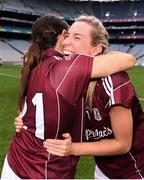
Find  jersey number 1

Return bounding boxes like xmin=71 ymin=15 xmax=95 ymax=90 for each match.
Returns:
xmin=32 ymin=93 xmax=45 ymax=140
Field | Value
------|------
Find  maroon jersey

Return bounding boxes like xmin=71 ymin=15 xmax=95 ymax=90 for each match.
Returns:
xmin=8 ymin=49 xmax=93 ymax=179
xmin=85 ymin=71 xmax=144 ymax=179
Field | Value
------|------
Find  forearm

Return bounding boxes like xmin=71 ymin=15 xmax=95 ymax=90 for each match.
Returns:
xmin=71 ymin=139 xmax=131 ymax=156
xmin=91 ymin=53 xmax=136 ymax=78
xmin=43 ymin=108 xmax=132 ymax=157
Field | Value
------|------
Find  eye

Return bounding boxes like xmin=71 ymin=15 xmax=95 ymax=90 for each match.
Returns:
xmin=74 ymin=36 xmax=81 ymax=40
xmin=64 ymin=33 xmax=69 ymax=39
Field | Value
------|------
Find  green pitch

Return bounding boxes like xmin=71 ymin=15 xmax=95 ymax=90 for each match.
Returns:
xmin=0 ymin=65 xmax=144 ymax=178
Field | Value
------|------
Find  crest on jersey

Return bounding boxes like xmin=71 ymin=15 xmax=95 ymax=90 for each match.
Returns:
xmin=92 ymin=108 xmax=102 ymax=121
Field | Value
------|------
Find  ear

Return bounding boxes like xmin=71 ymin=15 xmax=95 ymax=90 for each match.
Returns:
xmin=57 ymin=29 xmax=67 ymax=41
xmin=92 ymin=45 xmax=103 ymax=56
xmin=61 ymin=29 xmax=67 ymax=38
xmin=56 ymin=30 xmax=67 ymax=53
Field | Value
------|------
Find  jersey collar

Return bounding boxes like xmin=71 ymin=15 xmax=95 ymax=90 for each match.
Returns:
xmin=45 ymin=48 xmax=64 ymax=58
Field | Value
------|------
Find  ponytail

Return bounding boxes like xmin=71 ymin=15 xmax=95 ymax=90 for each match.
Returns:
xmin=18 ymin=42 xmax=42 ymax=111
xmin=17 ymin=14 xmax=68 ymax=112
xmin=85 ymin=81 xmax=97 ymax=112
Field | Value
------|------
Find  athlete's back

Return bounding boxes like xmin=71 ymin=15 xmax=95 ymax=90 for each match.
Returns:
xmin=7 ymin=49 xmax=93 ymax=178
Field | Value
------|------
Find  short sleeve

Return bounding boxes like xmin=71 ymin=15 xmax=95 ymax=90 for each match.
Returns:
xmin=104 ymin=72 xmax=135 ymax=109
xmin=50 ymin=54 xmax=93 ymax=105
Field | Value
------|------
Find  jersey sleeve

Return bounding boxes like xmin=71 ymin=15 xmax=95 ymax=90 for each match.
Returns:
xmin=50 ymin=54 xmax=93 ymax=105
xmin=103 ymin=72 xmax=136 ymax=110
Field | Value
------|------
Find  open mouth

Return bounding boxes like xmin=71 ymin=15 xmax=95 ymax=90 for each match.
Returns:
xmin=63 ymin=50 xmax=74 ymax=56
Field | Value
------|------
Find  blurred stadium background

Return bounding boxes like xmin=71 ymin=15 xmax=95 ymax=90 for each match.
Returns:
xmin=0 ymin=0 xmax=144 ymax=178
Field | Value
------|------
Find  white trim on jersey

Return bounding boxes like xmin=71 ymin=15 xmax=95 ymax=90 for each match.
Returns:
xmin=102 ymin=77 xmax=111 ymax=108
xmin=56 ymin=54 xmax=81 ymax=91
xmin=113 ymin=80 xmax=131 ymax=92
xmin=102 ymin=76 xmax=131 ymax=109
xmin=102 ymin=78 xmax=111 ymax=96
xmin=55 ymin=91 xmax=61 ymax=139
xmin=45 ymin=153 xmax=51 ymax=179
xmin=55 ymin=55 xmax=82 ymax=139
xmin=129 ymin=152 xmax=144 ymax=179
xmin=102 ymin=76 xmax=115 ymax=107
xmin=80 ymin=96 xmax=85 ymax=142
xmin=107 ymin=76 xmax=115 ymax=105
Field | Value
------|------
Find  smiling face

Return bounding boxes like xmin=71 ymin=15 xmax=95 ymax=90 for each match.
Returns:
xmin=62 ymin=21 xmax=96 ymax=56
xmin=62 ymin=15 xmax=109 ymax=57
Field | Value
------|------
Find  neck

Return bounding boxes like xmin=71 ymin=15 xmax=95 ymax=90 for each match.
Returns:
xmin=55 ymin=41 xmax=63 ymax=54
xmin=55 ymin=46 xmax=63 ymax=54
xmin=54 ymin=37 xmax=63 ymax=54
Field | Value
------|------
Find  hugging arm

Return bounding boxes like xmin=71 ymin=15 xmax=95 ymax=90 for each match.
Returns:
xmin=43 ymin=106 xmax=133 ymax=157
xmin=91 ymin=52 xmax=135 ymax=78
xmin=69 ymin=106 xmax=133 ymax=156
xmin=15 ymin=106 xmax=133 ymax=156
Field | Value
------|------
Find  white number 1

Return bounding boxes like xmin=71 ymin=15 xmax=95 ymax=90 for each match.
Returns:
xmin=32 ymin=93 xmax=45 ymax=140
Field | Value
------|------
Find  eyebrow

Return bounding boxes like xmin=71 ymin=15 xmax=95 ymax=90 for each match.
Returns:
xmin=67 ymin=32 xmax=83 ymax=37
xmin=74 ymin=33 xmax=83 ymax=36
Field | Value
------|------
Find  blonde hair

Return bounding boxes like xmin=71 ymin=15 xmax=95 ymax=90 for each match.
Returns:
xmin=76 ymin=15 xmax=109 ymax=110
xmin=76 ymin=15 xmax=109 ymax=54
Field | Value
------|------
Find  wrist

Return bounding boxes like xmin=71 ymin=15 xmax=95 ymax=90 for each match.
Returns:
xmin=71 ymin=143 xmax=76 ymax=156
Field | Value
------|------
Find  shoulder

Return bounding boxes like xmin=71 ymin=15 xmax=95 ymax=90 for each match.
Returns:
xmin=102 ymin=71 xmax=131 ymax=90
xmin=110 ymin=71 xmax=130 ymax=85
xmin=111 ymin=71 xmax=130 ymax=81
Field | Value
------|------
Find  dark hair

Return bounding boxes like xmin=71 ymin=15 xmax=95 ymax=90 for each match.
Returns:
xmin=18 ymin=14 xmax=69 ymax=111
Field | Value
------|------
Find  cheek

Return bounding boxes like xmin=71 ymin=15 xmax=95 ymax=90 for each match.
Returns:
xmin=73 ymin=46 xmax=83 ymax=53
xmin=71 ymin=42 xmax=90 ymax=53
xmin=84 ymin=44 xmax=94 ymax=54
xmin=78 ymin=45 xmax=93 ymax=54
xmin=66 ymin=43 xmax=81 ymax=53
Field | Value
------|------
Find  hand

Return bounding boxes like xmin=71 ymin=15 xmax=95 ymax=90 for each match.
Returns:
xmin=43 ymin=133 xmax=72 ymax=157
xmin=14 ymin=116 xmax=23 ymax=132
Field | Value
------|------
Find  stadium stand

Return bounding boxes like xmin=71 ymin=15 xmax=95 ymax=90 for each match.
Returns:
xmin=0 ymin=39 xmax=23 ymax=64
xmin=0 ymin=0 xmax=144 ymax=66
xmin=7 ymin=39 xmax=30 ymax=52
xmin=0 ymin=0 xmax=35 ymax=13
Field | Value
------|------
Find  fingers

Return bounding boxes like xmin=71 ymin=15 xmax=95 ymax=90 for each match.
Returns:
xmin=43 ymin=139 xmax=69 ymax=150
xmin=44 ymin=139 xmax=68 ymax=145
xmin=43 ymin=135 xmax=72 ymax=157
xmin=43 ymin=141 xmax=68 ymax=156
xmin=15 ymin=125 xmax=23 ymax=132
xmin=62 ymin=133 xmax=71 ymax=139
xmin=14 ymin=116 xmax=23 ymax=132
xmin=44 ymin=146 xmax=66 ymax=157
xmin=14 ymin=116 xmax=23 ymax=124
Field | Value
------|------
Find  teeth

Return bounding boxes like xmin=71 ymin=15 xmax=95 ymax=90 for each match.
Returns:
xmin=63 ymin=50 xmax=72 ymax=56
